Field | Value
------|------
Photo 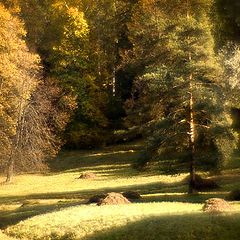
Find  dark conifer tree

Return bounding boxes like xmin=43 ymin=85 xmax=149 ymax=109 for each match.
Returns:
xmin=128 ymin=0 xmax=237 ymax=193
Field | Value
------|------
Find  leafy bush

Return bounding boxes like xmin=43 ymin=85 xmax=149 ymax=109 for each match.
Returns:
xmin=65 ymin=123 xmax=108 ymax=149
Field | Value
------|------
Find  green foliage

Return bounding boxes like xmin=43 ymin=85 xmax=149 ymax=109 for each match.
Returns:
xmin=215 ymin=0 xmax=240 ymax=44
xmin=127 ymin=0 xmax=237 ymax=173
xmin=0 ymin=0 xmax=239 ymax=156
xmin=49 ymin=5 xmax=89 ymax=77
xmin=0 ymin=0 xmax=110 ymax=148
xmin=65 ymin=123 xmax=107 ymax=149
xmin=219 ymin=44 xmax=240 ymax=107
xmin=0 ymin=0 xmax=140 ymax=148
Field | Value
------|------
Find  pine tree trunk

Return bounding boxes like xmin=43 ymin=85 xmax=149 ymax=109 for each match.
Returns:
xmin=186 ymin=2 xmax=196 ymax=193
xmin=188 ymin=73 xmax=196 ymax=194
xmin=112 ymin=66 xmax=116 ymax=97
xmin=112 ymin=0 xmax=117 ymax=97
xmin=189 ymin=143 xmax=196 ymax=194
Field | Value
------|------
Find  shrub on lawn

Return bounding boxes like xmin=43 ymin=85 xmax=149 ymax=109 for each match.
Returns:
xmin=87 ymin=194 xmax=107 ymax=204
xmin=122 ymin=191 xmax=142 ymax=202
xmin=185 ymin=174 xmax=219 ymax=191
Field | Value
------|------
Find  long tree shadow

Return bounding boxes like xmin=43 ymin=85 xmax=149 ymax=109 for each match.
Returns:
xmin=0 ymin=180 xmax=181 ymax=229
xmin=0 ymin=180 xmax=185 ymax=204
xmin=142 ymin=192 xmax=228 ymax=203
xmin=0 ymin=176 xmax=229 ymax=206
xmin=0 ymin=199 xmax=87 ymax=229
xmin=50 ymin=142 xmax=145 ymax=173
xmin=82 ymin=213 xmax=240 ymax=240
xmin=0 ymin=180 xmax=229 ymax=230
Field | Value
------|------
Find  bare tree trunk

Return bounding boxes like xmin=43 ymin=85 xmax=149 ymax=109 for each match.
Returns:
xmin=5 ymin=154 xmax=14 ymax=183
xmin=5 ymin=114 xmax=25 ymax=182
xmin=5 ymin=77 xmax=26 ymax=182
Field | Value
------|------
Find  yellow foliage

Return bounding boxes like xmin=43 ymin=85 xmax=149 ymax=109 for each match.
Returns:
xmin=0 ymin=3 xmax=40 ymax=168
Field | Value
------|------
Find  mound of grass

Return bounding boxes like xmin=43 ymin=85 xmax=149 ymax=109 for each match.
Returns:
xmin=97 ymin=192 xmax=130 ymax=205
xmin=202 ymin=198 xmax=233 ymax=213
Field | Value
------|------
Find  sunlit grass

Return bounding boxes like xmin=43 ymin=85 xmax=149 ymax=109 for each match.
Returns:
xmin=0 ymin=141 xmax=240 ymax=239
xmin=0 ymin=230 xmax=16 ymax=240
xmin=5 ymin=202 xmax=203 ymax=240
xmin=5 ymin=202 xmax=240 ymax=240
xmin=0 ymin=141 xmax=187 ymax=201
xmin=0 ymin=170 xmax=186 ymax=199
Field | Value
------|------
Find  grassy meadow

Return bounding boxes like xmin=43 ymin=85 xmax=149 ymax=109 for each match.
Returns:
xmin=0 ymin=141 xmax=240 ymax=240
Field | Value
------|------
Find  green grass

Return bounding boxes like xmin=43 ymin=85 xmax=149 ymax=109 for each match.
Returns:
xmin=5 ymin=202 xmax=202 ymax=240
xmin=4 ymin=203 xmax=240 ymax=240
xmin=0 ymin=140 xmax=240 ymax=239
xmin=84 ymin=213 xmax=240 ymax=240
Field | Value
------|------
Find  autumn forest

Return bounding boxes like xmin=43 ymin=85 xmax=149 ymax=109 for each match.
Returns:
xmin=1 ymin=1 xmax=240 ymax=240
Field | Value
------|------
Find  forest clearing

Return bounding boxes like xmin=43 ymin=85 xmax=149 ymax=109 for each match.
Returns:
xmin=0 ymin=141 xmax=240 ymax=239
xmin=1 ymin=0 xmax=240 ymax=239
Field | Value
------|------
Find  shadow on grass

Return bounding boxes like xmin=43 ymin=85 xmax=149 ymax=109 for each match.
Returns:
xmin=0 ymin=139 xmax=236 ymax=231
xmin=0 ymin=200 xmax=85 ymax=229
xmin=61 ymin=164 xmax=142 ymax=179
xmin=0 ymin=180 xmax=182 ymax=229
xmin=50 ymin=145 xmax=144 ymax=174
xmin=0 ymin=180 xmax=229 ymax=230
xmin=0 ymin=175 xmax=229 ymax=206
xmin=0 ymin=180 xmax=184 ymax=204
xmin=81 ymin=213 xmax=240 ymax=240
xmin=142 ymin=192 xmax=228 ymax=203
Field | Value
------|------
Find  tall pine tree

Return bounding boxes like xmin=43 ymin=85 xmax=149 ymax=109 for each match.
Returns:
xmin=128 ymin=0 xmax=237 ymax=193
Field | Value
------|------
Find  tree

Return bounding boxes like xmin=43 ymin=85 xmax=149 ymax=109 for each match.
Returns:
xmin=127 ymin=0 xmax=237 ymax=193
xmin=48 ymin=3 xmax=110 ymax=148
xmin=82 ymin=0 xmax=138 ymax=128
xmin=3 ymin=0 xmax=110 ymax=148
xmin=1 ymin=0 xmax=141 ymax=147
xmin=0 ymin=3 xmax=39 ymax=181
xmin=0 ymin=4 xmax=75 ymax=182
xmin=9 ymin=78 xmax=77 ymax=178
xmin=220 ymin=45 xmax=240 ymax=145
